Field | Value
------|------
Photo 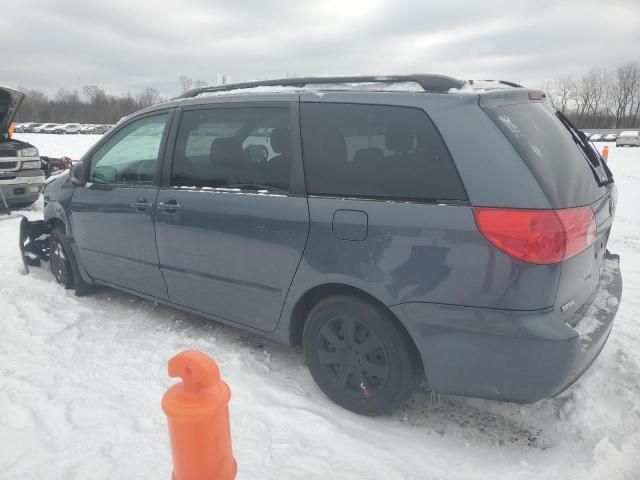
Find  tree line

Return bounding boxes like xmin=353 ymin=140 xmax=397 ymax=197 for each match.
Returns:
xmin=543 ymin=62 xmax=640 ymax=129
xmin=14 ymin=75 xmax=219 ymax=124
xmin=15 ymin=85 xmax=166 ymax=124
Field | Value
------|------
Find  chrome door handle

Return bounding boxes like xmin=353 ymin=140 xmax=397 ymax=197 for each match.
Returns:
xmin=157 ymin=201 xmax=182 ymax=211
xmin=130 ymin=200 xmax=153 ymax=210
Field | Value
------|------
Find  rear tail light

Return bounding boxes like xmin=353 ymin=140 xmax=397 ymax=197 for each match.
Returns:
xmin=473 ymin=207 xmax=596 ymax=264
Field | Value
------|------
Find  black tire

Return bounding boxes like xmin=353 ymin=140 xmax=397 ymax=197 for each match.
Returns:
xmin=50 ymin=227 xmax=94 ymax=295
xmin=303 ymin=295 xmax=420 ymax=416
xmin=50 ymin=228 xmax=74 ymax=289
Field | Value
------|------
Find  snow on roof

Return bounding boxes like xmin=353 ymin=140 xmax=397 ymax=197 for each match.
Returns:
xmin=195 ymin=81 xmax=425 ymax=97
xmin=449 ymin=80 xmax=524 ymax=94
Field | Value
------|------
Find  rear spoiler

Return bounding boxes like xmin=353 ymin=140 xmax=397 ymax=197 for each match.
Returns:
xmin=478 ymin=89 xmax=548 ymax=108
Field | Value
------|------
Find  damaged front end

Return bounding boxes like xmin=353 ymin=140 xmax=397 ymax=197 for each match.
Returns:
xmin=19 ymin=216 xmax=51 ymax=272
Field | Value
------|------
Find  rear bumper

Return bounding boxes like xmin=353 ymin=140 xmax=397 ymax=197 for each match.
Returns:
xmin=391 ymin=251 xmax=622 ymax=403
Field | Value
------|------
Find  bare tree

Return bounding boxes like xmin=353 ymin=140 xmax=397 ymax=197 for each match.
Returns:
xmin=136 ymin=87 xmax=161 ymax=109
xmin=179 ymin=74 xmax=194 ymax=92
xmin=607 ymin=63 xmax=638 ymax=128
xmin=626 ymin=63 xmax=639 ymax=125
xmin=554 ymin=76 xmax=575 ymax=114
xmin=631 ymin=69 xmax=640 ymax=127
xmin=572 ymin=68 xmax=608 ymax=128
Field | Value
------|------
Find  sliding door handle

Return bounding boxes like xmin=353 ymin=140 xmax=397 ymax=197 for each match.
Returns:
xmin=157 ymin=200 xmax=182 ymax=211
xmin=130 ymin=200 xmax=153 ymax=210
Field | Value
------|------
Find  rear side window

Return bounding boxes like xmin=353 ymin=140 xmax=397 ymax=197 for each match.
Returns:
xmin=484 ymin=102 xmax=606 ymax=207
xmin=172 ymin=107 xmax=292 ymax=191
xmin=300 ymin=103 xmax=466 ymax=201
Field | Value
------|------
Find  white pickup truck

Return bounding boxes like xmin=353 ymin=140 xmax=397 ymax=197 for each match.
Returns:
xmin=0 ymin=86 xmax=45 ymax=208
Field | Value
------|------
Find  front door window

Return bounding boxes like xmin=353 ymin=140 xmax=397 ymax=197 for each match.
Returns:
xmin=89 ymin=113 xmax=169 ymax=185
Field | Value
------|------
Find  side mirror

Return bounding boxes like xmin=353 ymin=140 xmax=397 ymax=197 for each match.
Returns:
xmin=70 ymin=162 xmax=86 ymax=187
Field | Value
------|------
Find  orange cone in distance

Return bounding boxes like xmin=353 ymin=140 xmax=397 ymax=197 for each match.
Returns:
xmin=602 ymin=145 xmax=609 ymax=161
xmin=162 ymin=350 xmax=237 ymax=480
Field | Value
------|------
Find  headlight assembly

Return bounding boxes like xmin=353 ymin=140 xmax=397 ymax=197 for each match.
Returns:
xmin=18 ymin=147 xmax=39 ymax=158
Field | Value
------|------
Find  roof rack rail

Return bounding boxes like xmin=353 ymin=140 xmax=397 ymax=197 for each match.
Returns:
xmin=469 ymin=79 xmax=524 ymax=88
xmin=178 ymin=74 xmax=466 ymax=98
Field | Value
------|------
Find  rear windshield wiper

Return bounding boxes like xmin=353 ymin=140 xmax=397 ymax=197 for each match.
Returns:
xmin=555 ymin=111 xmax=613 ymax=186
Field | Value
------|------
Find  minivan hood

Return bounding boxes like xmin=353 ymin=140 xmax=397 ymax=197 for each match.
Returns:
xmin=0 ymin=85 xmax=25 ymax=135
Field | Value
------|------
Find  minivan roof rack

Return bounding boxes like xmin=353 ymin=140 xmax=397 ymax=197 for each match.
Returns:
xmin=178 ymin=74 xmax=466 ymax=98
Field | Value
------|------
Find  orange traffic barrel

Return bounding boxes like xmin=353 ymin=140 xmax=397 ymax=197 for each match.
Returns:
xmin=162 ymin=350 xmax=237 ymax=480
xmin=602 ymin=145 xmax=609 ymax=161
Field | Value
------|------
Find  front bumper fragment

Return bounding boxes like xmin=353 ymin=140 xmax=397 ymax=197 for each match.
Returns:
xmin=19 ymin=217 xmax=51 ymax=271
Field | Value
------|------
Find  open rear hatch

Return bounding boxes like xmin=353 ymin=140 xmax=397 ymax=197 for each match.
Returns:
xmin=481 ymin=92 xmax=616 ymax=320
xmin=0 ymin=86 xmax=25 ymax=136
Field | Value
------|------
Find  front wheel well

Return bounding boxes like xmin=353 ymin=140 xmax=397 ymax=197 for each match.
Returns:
xmin=47 ymin=217 xmax=66 ymax=233
xmin=289 ymin=283 xmax=423 ymax=376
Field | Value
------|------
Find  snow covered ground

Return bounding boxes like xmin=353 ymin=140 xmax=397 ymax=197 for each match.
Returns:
xmin=1 ymin=136 xmax=640 ymax=479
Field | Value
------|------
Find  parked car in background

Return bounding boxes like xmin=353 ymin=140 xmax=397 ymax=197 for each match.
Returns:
xmin=42 ymin=124 xmax=61 ymax=134
xmin=0 ymin=86 xmax=45 ymax=208
xmin=33 ymin=123 xmax=58 ymax=133
xmin=616 ymin=130 xmax=640 ymax=147
xmin=54 ymin=123 xmax=81 ymax=134
xmin=603 ymin=133 xmax=617 ymax=142
xmin=590 ymin=133 xmax=603 ymax=142
xmin=31 ymin=75 xmax=621 ymax=416
xmin=22 ymin=122 xmax=43 ymax=133
xmin=91 ymin=124 xmax=111 ymax=134
xmin=80 ymin=124 xmax=95 ymax=134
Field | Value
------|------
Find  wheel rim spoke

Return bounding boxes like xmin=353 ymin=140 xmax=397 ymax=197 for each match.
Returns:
xmin=335 ymin=363 xmax=351 ymax=389
xmin=342 ymin=316 xmax=355 ymax=348
xmin=319 ymin=323 xmax=343 ymax=348
xmin=353 ymin=333 xmax=381 ymax=355
xmin=362 ymin=360 xmax=386 ymax=379
xmin=318 ymin=350 xmax=341 ymax=365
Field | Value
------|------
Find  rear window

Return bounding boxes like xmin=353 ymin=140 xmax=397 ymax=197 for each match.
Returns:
xmin=485 ymin=102 xmax=606 ymax=207
xmin=300 ymin=103 xmax=466 ymax=201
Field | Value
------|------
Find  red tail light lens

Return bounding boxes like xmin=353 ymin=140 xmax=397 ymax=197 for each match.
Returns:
xmin=473 ymin=207 xmax=596 ymax=264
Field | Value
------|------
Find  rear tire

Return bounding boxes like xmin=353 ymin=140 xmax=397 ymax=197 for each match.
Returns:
xmin=303 ymin=295 xmax=420 ymax=416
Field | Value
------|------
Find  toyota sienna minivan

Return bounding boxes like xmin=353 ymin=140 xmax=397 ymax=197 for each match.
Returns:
xmin=26 ymin=75 xmax=622 ymax=416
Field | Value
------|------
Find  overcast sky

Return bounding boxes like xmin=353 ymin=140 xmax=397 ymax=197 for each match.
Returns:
xmin=3 ymin=0 xmax=639 ymax=97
